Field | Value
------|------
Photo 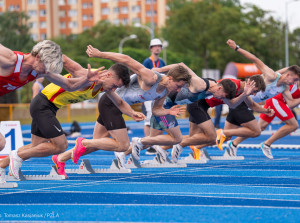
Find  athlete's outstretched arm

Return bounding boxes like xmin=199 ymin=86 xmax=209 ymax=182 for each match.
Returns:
xmin=0 ymin=44 xmax=16 ymax=70
xmin=223 ymin=79 xmax=256 ymax=108
xmin=244 ymin=96 xmax=274 ymax=116
xmin=152 ymin=94 xmax=185 ymax=117
xmin=62 ymin=55 xmax=87 ymax=77
xmin=106 ymin=91 xmax=145 ymax=121
xmin=227 ymin=39 xmax=276 ymax=82
xmin=282 ymin=87 xmax=300 ymax=108
xmin=41 ymin=64 xmax=103 ymax=91
xmin=86 ymin=45 xmax=156 ymax=86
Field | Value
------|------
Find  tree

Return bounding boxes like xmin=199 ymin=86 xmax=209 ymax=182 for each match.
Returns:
xmin=163 ymin=0 xmax=286 ymax=75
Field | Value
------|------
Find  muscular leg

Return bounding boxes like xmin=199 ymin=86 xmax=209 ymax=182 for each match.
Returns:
xmin=0 ymin=133 xmax=5 ymax=151
xmin=223 ymin=119 xmax=261 ymax=138
xmin=231 ymin=119 xmax=262 ymax=147
xmin=18 ymin=134 xmax=68 ymax=160
xmin=58 ymin=122 xmax=128 ymax=163
xmin=82 ymin=128 xmax=129 ymax=152
xmin=193 ymin=120 xmax=240 ymax=150
xmin=180 ymin=120 xmax=216 ymax=147
xmin=125 ymin=127 xmax=165 ymax=156
xmin=58 ymin=122 xmax=110 ymax=162
xmin=262 ymin=117 xmax=298 ymax=146
xmin=141 ymin=126 xmax=182 ymax=146
xmin=0 ymin=144 xmax=31 ymax=168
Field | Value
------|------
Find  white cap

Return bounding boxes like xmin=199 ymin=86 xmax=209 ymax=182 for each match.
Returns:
xmin=149 ymin=38 xmax=163 ymax=48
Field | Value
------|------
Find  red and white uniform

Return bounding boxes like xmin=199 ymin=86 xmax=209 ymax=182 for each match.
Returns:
xmin=0 ymin=51 xmax=38 ymax=96
xmin=260 ymin=82 xmax=300 ymax=123
xmin=205 ymin=78 xmax=241 ymax=107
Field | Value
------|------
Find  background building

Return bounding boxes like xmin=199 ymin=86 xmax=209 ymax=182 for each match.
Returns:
xmin=0 ymin=0 xmax=168 ymax=41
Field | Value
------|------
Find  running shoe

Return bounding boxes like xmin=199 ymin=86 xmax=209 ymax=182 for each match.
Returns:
xmin=145 ymin=147 xmax=157 ymax=155
xmin=153 ymin=145 xmax=168 ymax=163
xmin=216 ymin=129 xmax=226 ymax=151
xmin=9 ymin=150 xmax=23 ymax=180
xmin=71 ymin=137 xmax=87 ymax=164
xmin=171 ymin=144 xmax=183 ymax=163
xmin=131 ymin=137 xmax=143 ymax=161
xmin=114 ymin=152 xmax=126 ymax=169
xmin=0 ymin=168 xmax=6 ymax=184
xmin=52 ymin=155 xmax=67 ymax=178
xmin=260 ymin=142 xmax=273 ymax=159
xmin=190 ymin=145 xmax=201 ymax=160
xmin=227 ymin=140 xmax=237 ymax=157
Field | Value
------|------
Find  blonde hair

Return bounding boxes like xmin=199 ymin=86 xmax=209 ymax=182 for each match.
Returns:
xmin=167 ymin=65 xmax=191 ymax=85
xmin=31 ymin=40 xmax=63 ymax=74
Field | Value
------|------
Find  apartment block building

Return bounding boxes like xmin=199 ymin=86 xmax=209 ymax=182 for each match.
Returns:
xmin=0 ymin=0 xmax=168 ymax=41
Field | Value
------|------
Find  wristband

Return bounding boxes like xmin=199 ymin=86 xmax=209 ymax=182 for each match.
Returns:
xmin=235 ymin=45 xmax=240 ymax=51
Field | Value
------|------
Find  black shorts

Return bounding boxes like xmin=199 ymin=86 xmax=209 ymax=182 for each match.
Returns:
xmin=30 ymin=93 xmax=63 ymax=139
xmin=97 ymin=93 xmax=126 ymax=130
xmin=187 ymin=100 xmax=211 ymax=124
xmin=226 ymin=102 xmax=255 ymax=126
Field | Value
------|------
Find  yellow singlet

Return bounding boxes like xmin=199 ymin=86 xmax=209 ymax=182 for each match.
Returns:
xmin=41 ymin=74 xmax=103 ymax=108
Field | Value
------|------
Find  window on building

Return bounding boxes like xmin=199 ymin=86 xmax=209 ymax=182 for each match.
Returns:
xmin=59 ymin=10 xmax=65 ymax=17
xmin=8 ymin=5 xmax=14 ymax=11
xmin=83 ymin=14 xmax=88 ymax=20
xmin=84 ymin=14 xmax=93 ymax=20
xmin=132 ymin=5 xmax=140 ymax=13
xmin=28 ymin=10 xmax=37 ymax=17
xmin=29 ymin=22 xmax=37 ymax=28
xmin=40 ymin=0 xmax=46 ymax=4
xmin=40 ymin=21 xmax=46 ymax=28
xmin=146 ymin=0 xmax=156 ymax=3
xmin=132 ymin=17 xmax=141 ymax=24
xmin=0 ymin=1 xmax=3 ymax=7
xmin=68 ymin=10 xmax=77 ymax=17
xmin=68 ymin=21 xmax=77 ymax=28
xmin=122 ymin=18 xmax=128 ymax=25
xmin=59 ymin=0 xmax=65 ymax=5
xmin=113 ymin=7 xmax=119 ymax=13
xmin=82 ymin=3 xmax=88 ymax=8
xmin=28 ymin=0 xmax=37 ymax=5
xmin=40 ymin=33 xmax=47 ymax=40
xmin=101 ymin=8 xmax=109 ymax=15
xmin=113 ymin=19 xmax=120 ymax=25
xmin=31 ymin=34 xmax=38 ymax=41
xmin=121 ymin=7 xmax=128 ymax=14
xmin=100 ymin=0 xmax=109 ymax=3
xmin=68 ymin=0 xmax=77 ymax=4
xmin=59 ymin=22 xmax=66 ymax=28
xmin=40 ymin=10 xmax=46 ymax=16
xmin=146 ymin=10 xmax=156 ymax=16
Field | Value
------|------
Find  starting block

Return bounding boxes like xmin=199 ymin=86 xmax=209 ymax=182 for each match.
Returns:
xmin=178 ymin=153 xmax=208 ymax=164
xmin=202 ymin=148 xmax=244 ymax=160
xmin=0 ymin=182 xmax=18 ymax=188
xmin=126 ymin=154 xmax=187 ymax=168
xmin=126 ymin=156 xmax=142 ymax=169
xmin=65 ymin=159 xmax=131 ymax=174
xmin=5 ymin=168 xmax=66 ymax=181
